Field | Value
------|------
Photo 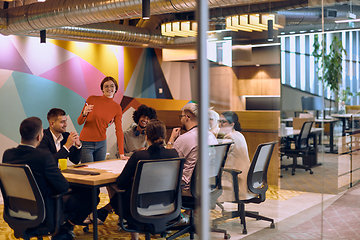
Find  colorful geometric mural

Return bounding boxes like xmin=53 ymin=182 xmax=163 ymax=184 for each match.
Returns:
xmin=125 ymin=48 xmax=173 ymax=99
xmin=0 ymin=35 xmax=191 ymax=159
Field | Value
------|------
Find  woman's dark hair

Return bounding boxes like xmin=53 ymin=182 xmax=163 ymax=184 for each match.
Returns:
xmin=221 ymin=111 xmax=242 ymax=132
xmin=100 ymin=76 xmax=118 ymax=93
xmin=145 ymin=119 xmax=166 ymax=145
xmin=133 ymin=104 xmax=157 ymax=124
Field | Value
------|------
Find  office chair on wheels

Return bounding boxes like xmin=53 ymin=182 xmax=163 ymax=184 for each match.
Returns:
xmin=0 ymin=163 xmax=70 ymax=240
xmin=167 ymin=141 xmax=233 ymax=240
xmin=112 ymin=158 xmax=185 ymax=240
xmin=281 ymin=121 xmax=314 ymax=175
xmin=213 ymin=141 xmax=278 ymax=234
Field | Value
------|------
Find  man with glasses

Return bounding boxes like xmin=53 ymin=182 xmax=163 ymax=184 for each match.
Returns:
xmin=166 ymin=103 xmax=217 ymax=223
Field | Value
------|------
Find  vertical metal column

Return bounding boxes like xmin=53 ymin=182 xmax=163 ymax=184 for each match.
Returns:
xmin=196 ymin=0 xmax=209 ymax=238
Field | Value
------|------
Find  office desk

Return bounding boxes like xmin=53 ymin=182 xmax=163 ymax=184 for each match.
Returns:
xmin=63 ymin=159 xmax=127 ymax=240
xmin=281 ymin=118 xmax=338 ymax=153
xmin=280 ymin=127 xmax=323 ymax=166
xmin=331 ymin=114 xmax=360 ymax=136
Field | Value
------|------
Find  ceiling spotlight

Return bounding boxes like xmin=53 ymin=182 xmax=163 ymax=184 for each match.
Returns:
xmin=40 ymin=30 xmax=46 ymax=43
xmin=142 ymin=0 xmax=150 ymax=19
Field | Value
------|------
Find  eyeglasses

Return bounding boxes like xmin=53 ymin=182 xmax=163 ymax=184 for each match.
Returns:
xmin=218 ymin=119 xmax=228 ymax=124
xmin=179 ymin=114 xmax=186 ymax=120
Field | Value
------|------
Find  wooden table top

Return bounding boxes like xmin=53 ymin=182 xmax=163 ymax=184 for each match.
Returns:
xmin=62 ymin=159 xmax=127 ymax=186
xmin=281 ymin=118 xmax=338 ymax=123
xmin=280 ymin=127 xmax=323 ymax=138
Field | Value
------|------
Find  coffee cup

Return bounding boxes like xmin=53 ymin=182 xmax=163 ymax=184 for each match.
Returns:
xmin=58 ymin=158 xmax=67 ymax=170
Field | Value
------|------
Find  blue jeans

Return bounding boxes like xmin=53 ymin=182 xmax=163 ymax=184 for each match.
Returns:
xmin=80 ymin=140 xmax=107 ymax=163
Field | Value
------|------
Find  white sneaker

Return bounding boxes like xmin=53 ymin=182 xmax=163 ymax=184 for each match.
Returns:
xmin=179 ymin=212 xmax=190 ymax=225
xmin=83 ymin=213 xmax=104 ymax=225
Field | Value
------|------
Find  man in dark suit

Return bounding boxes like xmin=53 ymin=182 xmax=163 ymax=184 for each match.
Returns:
xmin=38 ymin=108 xmax=81 ymax=164
xmin=2 ymin=117 xmax=92 ymax=240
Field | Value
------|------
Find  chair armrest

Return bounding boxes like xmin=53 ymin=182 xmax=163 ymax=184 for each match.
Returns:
xmin=222 ymin=168 xmax=242 ymax=201
xmin=50 ymin=189 xmax=72 ymax=199
xmin=109 ymin=184 xmax=133 ymax=232
xmin=51 ymin=189 xmax=72 ymax=236
xmin=223 ymin=168 xmax=242 ymax=176
xmin=109 ymin=183 xmax=126 ymax=194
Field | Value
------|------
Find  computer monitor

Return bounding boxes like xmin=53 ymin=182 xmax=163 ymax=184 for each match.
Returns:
xmin=301 ymin=96 xmax=322 ymax=111
xmin=301 ymin=96 xmax=322 ymax=118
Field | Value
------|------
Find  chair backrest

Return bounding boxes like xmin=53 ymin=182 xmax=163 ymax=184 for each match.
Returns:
xmin=296 ymin=121 xmax=314 ymax=149
xmin=247 ymin=141 xmax=277 ymax=202
xmin=0 ymin=163 xmax=45 ymax=232
xmin=346 ymin=105 xmax=360 ymax=114
xmin=190 ymin=141 xmax=233 ymax=205
xmin=130 ymin=157 xmax=185 ymax=234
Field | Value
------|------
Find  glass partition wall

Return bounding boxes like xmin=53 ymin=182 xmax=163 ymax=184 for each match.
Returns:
xmin=197 ymin=1 xmax=360 ymax=240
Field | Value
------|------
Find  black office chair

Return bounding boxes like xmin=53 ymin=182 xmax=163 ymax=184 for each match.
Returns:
xmin=0 ymin=163 xmax=69 ymax=240
xmin=281 ymin=121 xmax=314 ymax=175
xmin=167 ymin=141 xmax=233 ymax=240
xmin=213 ymin=141 xmax=277 ymax=234
xmin=112 ymin=157 xmax=185 ymax=240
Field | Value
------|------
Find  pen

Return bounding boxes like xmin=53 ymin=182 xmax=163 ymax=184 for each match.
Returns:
xmin=85 ymin=101 xmax=88 ymax=106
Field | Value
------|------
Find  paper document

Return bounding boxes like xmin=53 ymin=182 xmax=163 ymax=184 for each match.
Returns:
xmin=84 ymin=160 xmax=127 ymax=174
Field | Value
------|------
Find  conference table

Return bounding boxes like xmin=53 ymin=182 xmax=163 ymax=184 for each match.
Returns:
xmin=62 ymin=159 xmax=127 ymax=240
xmin=280 ymin=127 xmax=323 ymax=166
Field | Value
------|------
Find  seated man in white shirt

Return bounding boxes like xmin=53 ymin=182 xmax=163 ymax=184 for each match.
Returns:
xmin=38 ymin=108 xmax=82 ymax=164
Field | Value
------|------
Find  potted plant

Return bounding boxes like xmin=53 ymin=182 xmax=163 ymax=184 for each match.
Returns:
xmin=312 ymin=35 xmax=347 ymax=115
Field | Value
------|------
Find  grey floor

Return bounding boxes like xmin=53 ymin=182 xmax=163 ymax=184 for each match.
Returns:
xmin=180 ymin=151 xmax=349 ymax=240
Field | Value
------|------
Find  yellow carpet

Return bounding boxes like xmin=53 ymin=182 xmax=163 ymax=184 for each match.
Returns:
xmin=0 ymin=193 xmax=186 ymax=240
xmin=0 ymin=188 xmax=303 ymax=239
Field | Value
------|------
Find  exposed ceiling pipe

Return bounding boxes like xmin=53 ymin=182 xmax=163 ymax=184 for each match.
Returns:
xmin=23 ymin=23 xmax=196 ymax=48
xmin=279 ymin=4 xmax=360 ymax=25
xmin=0 ymin=0 xmax=291 ymax=35
xmin=0 ymin=0 xmax=351 ymax=48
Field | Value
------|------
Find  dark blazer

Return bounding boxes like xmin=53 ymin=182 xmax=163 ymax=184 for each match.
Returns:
xmin=116 ymin=143 xmax=179 ymax=191
xmin=38 ymin=128 xmax=81 ymax=164
xmin=2 ymin=145 xmax=69 ymax=228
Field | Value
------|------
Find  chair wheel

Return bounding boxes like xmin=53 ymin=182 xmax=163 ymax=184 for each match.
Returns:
xmin=83 ymin=226 xmax=89 ymax=232
xmin=270 ymin=222 xmax=275 ymax=228
xmin=160 ymin=232 xmax=167 ymax=238
xmin=291 ymin=172 xmax=295 ymax=175
xmin=285 ymin=168 xmax=288 ymax=171
xmin=310 ymin=171 xmax=313 ymax=174
xmin=224 ymin=233 xmax=231 ymax=239
xmin=242 ymin=229 xmax=247 ymax=234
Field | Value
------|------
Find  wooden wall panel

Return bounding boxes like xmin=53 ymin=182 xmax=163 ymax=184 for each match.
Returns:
xmin=236 ymin=65 xmax=281 ymax=96
xmin=210 ymin=66 xmax=232 ymax=110
xmin=236 ymin=65 xmax=280 ymax=80
xmin=235 ymin=111 xmax=280 ymax=186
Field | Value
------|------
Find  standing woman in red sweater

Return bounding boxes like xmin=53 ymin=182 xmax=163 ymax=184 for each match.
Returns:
xmin=78 ymin=76 xmax=127 ymax=162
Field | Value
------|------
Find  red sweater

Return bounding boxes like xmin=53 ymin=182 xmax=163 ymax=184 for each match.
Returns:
xmin=78 ymin=95 xmax=124 ymax=155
